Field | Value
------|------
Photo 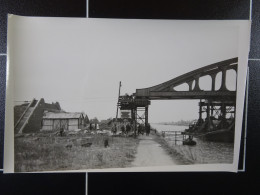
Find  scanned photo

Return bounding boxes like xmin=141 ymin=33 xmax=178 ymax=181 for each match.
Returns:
xmin=5 ymin=16 xmax=250 ymax=172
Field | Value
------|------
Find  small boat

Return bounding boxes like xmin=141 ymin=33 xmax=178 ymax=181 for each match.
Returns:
xmin=183 ymin=138 xmax=197 ymax=146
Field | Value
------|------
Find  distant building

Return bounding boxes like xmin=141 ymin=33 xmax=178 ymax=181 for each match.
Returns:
xmin=14 ymin=98 xmax=88 ymax=133
xmin=14 ymin=98 xmax=62 ymax=134
xmin=42 ymin=112 xmax=85 ymax=131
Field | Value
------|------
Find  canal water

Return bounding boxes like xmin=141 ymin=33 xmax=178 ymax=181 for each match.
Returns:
xmin=151 ymin=123 xmax=234 ymax=164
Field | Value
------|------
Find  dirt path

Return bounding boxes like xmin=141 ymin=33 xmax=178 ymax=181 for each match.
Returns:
xmin=132 ymin=134 xmax=176 ymax=167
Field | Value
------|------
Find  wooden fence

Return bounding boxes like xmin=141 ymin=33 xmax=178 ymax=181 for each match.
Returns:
xmin=161 ymin=131 xmax=188 ymax=145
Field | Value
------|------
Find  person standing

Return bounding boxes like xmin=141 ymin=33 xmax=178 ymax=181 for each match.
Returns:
xmin=146 ymin=123 xmax=151 ymax=136
xmin=121 ymin=124 xmax=125 ymax=135
xmin=126 ymin=123 xmax=131 ymax=136
xmin=137 ymin=124 xmax=143 ymax=135
xmin=60 ymin=127 xmax=64 ymax=137
xmin=112 ymin=123 xmax=117 ymax=135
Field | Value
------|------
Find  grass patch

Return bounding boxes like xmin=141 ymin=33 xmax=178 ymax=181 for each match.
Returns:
xmin=152 ymin=132 xmax=194 ymax=165
xmin=171 ymin=145 xmax=205 ymax=164
xmin=15 ymin=132 xmax=139 ymax=172
xmin=153 ymin=132 xmax=233 ymax=164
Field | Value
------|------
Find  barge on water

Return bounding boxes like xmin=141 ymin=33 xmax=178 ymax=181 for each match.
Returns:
xmin=197 ymin=127 xmax=234 ymax=143
xmin=184 ymin=100 xmax=235 ymax=143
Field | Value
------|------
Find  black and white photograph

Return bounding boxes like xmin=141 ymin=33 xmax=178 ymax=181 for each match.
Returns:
xmin=4 ymin=15 xmax=250 ymax=172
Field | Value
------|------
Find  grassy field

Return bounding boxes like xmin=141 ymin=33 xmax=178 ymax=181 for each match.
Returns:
xmin=15 ymin=132 xmax=139 ymax=172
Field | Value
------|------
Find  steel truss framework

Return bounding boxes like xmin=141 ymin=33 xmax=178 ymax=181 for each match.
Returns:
xmin=118 ymin=58 xmax=238 ymax=137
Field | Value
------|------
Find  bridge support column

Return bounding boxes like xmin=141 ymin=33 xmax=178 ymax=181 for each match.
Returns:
xmin=221 ymin=103 xmax=226 ymax=119
xmin=131 ymin=108 xmax=137 ymax=137
xmin=199 ymin=100 xmax=202 ymax=120
xmin=207 ymin=101 xmax=211 ymax=131
xmin=187 ymin=81 xmax=193 ymax=91
xmin=193 ymin=75 xmax=201 ymax=91
xmin=220 ymin=103 xmax=227 ymax=129
xmin=211 ymin=73 xmax=216 ymax=91
xmin=210 ymin=102 xmax=214 ymax=116
xmin=198 ymin=100 xmax=203 ymax=126
xmin=145 ymin=106 xmax=148 ymax=128
xmin=220 ymin=67 xmax=228 ymax=91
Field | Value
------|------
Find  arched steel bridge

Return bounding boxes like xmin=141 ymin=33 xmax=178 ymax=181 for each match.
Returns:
xmin=117 ymin=57 xmax=238 ymax=141
xmin=134 ymin=57 xmax=237 ymax=101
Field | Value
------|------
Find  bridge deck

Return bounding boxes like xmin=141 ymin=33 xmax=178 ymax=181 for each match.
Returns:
xmin=134 ymin=91 xmax=236 ymax=100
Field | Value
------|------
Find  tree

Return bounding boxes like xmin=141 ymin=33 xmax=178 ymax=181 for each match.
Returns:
xmin=90 ymin=117 xmax=99 ymax=124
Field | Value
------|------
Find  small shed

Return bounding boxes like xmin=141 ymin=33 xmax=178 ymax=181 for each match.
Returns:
xmin=42 ymin=112 xmax=85 ymax=131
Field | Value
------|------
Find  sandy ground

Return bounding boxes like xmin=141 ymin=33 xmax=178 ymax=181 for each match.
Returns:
xmin=132 ymin=134 xmax=176 ymax=167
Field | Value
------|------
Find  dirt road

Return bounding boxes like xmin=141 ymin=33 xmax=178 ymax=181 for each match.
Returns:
xmin=132 ymin=135 xmax=176 ymax=167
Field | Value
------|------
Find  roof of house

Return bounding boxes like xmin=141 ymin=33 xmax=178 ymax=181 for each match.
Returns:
xmin=43 ymin=112 xmax=83 ymax=119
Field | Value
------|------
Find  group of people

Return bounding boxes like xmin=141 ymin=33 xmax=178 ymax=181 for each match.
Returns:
xmin=111 ymin=122 xmax=132 ymax=136
xmin=137 ymin=123 xmax=151 ymax=136
xmin=111 ymin=122 xmax=151 ymax=137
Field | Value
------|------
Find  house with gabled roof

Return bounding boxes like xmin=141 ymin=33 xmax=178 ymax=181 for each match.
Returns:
xmin=42 ymin=112 xmax=85 ymax=131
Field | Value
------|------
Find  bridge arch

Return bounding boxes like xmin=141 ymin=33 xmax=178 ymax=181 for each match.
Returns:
xmin=134 ymin=57 xmax=238 ymax=99
xmin=118 ymin=57 xmax=238 ymax=140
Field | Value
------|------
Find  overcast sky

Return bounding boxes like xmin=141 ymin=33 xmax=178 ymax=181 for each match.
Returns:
xmin=9 ymin=17 xmax=239 ymax=122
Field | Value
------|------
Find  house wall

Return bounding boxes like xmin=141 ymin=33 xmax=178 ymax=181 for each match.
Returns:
xmin=68 ymin=119 xmax=79 ymax=131
xmin=42 ymin=118 xmax=83 ymax=131
xmin=23 ymin=98 xmax=62 ymax=133
xmin=42 ymin=119 xmax=53 ymax=131
xmin=79 ymin=116 xmax=84 ymax=128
